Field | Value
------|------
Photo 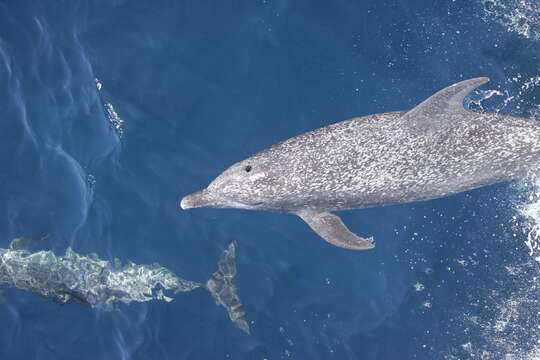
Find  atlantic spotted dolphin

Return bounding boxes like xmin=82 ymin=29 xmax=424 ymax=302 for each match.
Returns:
xmin=0 ymin=239 xmax=250 ymax=333
xmin=181 ymin=77 xmax=540 ymax=250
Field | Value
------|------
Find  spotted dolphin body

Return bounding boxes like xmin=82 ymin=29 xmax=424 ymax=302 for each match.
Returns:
xmin=181 ymin=78 xmax=540 ymax=250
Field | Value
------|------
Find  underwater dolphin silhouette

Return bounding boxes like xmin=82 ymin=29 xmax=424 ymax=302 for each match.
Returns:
xmin=181 ymin=77 xmax=540 ymax=250
xmin=0 ymin=239 xmax=250 ymax=333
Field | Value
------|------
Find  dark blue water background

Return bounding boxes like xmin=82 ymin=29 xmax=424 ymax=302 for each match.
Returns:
xmin=0 ymin=1 xmax=539 ymax=359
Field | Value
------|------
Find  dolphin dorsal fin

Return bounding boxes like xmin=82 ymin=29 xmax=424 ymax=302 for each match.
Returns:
xmin=401 ymin=77 xmax=490 ymax=129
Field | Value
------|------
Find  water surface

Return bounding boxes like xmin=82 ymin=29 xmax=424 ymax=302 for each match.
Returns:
xmin=0 ymin=1 xmax=539 ymax=359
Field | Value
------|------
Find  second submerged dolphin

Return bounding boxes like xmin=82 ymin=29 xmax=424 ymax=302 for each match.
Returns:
xmin=0 ymin=239 xmax=250 ymax=333
xmin=181 ymin=77 xmax=540 ymax=250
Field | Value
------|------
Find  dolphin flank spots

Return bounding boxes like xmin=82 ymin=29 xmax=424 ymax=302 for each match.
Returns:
xmin=181 ymin=78 xmax=540 ymax=250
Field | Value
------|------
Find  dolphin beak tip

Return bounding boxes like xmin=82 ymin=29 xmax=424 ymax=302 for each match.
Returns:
xmin=179 ymin=197 xmax=189 ymax=210
xmin=179 ymin=190 xmax=208 ymax=210
xmin=180 ymin=195 xmax=196 ymax=210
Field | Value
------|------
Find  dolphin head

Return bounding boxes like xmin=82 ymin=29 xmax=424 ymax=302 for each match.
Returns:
xmin=180 ymin=157 xmax=279 ymax=211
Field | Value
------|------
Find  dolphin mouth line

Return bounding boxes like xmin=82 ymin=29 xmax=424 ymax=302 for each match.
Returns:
xmin=180 ymin=191 xmax=263 ymax=210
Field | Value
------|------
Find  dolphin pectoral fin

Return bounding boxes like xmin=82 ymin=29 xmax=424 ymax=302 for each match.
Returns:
xmin=296 ymin=210 xmax=375 ymax=251
xmin=402 ymin=77 xmax=490 ymax=129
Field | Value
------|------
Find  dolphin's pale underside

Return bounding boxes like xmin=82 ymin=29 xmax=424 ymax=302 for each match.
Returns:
xmin=181 ymin=78 xmax=540 ymax=250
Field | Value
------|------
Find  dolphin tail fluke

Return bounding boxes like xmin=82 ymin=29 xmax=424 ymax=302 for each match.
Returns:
xmin=205 ymin=241 xmax=250 ymax=334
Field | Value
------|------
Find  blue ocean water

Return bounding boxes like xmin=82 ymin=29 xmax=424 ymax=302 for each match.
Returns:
xmin=0 ymin=0 xmax=539 ymax=359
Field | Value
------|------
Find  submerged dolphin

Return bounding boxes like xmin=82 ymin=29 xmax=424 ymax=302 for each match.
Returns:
xmin=181 ymin=77 xmax=540 ymax=250
xmin=0 ymin=238 xmax=250 ymax=333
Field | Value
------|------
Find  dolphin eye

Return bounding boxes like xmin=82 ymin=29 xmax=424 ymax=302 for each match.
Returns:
xmin=244 ymin=165 xmax=252 ymax=173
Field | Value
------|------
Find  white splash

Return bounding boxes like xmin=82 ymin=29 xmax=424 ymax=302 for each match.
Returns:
xmin=413 ymin=282 xmax=425 ymax=292
xmin=481 ymin=0 xmax=540 ymax=40
xmin=466 ymin=74 xmax=540 ymax=116
xmin=443 ymin=76 xmax=540 ymax=359
xmin=104 ymin=102 xmax=125 ymax=138
xmin=95 ymin=77 xmax=102 ymax=91
xmin=520 ymin=179 xmax=540 ymax=261
xmin=94 ymin=78 xmax=125 ymax=138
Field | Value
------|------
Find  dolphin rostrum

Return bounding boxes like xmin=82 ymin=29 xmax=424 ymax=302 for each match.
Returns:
xmin=181 ymin=77 xmax=540 ymax=250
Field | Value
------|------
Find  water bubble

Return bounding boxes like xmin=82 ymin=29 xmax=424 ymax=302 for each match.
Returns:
xmin=413 ymin=282 xmax=425 ymax=292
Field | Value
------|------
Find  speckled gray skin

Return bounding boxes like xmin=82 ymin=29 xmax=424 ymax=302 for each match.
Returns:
xmin=181 ymin=78 xmax=540 ymax=250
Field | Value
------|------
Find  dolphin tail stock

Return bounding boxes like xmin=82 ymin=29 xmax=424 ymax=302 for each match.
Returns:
xmin=204 ymin=241 xmax=250 ymax=334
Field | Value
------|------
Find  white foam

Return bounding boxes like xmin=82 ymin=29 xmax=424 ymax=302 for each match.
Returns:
xmin=94 ymin=78 xmax=125 ymax=138
xmin=517 ymin=173 xmax=540 ymax=262
xmin=481 ymin=0 xmax=540 ymax=41
xmin=104 ymin=102 xmax=125 ymax=137
xmin=443 ymin=75 xmax=540 ymax=358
